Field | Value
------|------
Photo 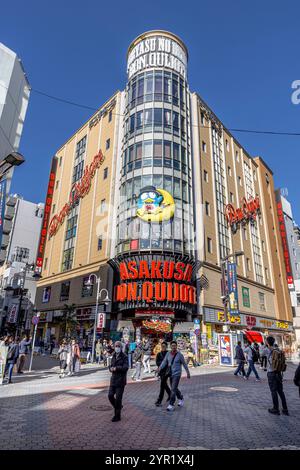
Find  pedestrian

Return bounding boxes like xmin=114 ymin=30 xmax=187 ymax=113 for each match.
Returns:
xmin=128 ymin=339 xmax=136 ymax=369
xmin=293 ymin=362 xmax=300 ymax=397
xmin=234 ymin=341 xmax=246 ymax=378
xmin=142 ymin=337 xmax=152 ymax=373
xmin=266 ymin=336 xmax=289 ymax=415
xmin=17 ymin=335 xmax=32 ymax=374
xmin=95 ymin=339 xmax=103 ymax=364
xmin=259 ymin=342 xmax=268 ymax=371
xmin=66 ymin=340 xmax=73 ymax=376
xmin=131 ymin=342 xmax=143 ymax=381
xmin=4 ymin=336 xmax=19 ymax=384
xmin=244 ymin=341 xmax=261 ymax=381
xmin=108 ymin=340 xmax=129 ymax=422
xmin=58 ymin=340 xmax=68 ymax=378
xmin=50 ymin=337 xmax=55 ymax=355
xmin=186 ymin=343 xmax=197 ymax=368
xmin=71 ymin=339 xmax=81 ymax=375
xmin=107 ymin=339 xmax=114 ymax=368
xmin=158 ymin=340 xmax=191 ymax=412
xmin=102 ymin=339 xmax=108 ymax=367
xmin=155 ymin=341 xmax=171 ymax=406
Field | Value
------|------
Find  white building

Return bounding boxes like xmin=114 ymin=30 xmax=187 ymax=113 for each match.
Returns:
xmin=0 ymin=195 xmax=44 ymax=333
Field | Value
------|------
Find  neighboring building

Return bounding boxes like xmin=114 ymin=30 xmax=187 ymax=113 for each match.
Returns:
xmin=0 ymin=195 xmax=44 ymax=333
xmin=275 ymin=189 xmax=300 ymax=345
xmin=35 ymin=30 xmax=294 ymax=352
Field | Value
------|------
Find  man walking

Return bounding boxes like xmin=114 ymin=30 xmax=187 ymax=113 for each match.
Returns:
xmin=4 ymin=336 xmax=19 ymax=384
xmin=234 ymin=341 xmax=246 ymax=378
xmin=244 ymin=341 xmax=261 ymax=381
xmin=159 ymin=340 xmax=190 ymax=412
xmin=266 ymin=336 xmax=289 ymax=415
xmin=17 ymin=335 xmax=32 ymax=374
xmin=108 ymin=341 xmax=129 ymax=422
xmin=155 ymin=341 xmax=171 ymax=406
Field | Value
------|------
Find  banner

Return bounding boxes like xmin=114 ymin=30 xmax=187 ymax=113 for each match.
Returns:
xmin=227 ymin=262 xmax=239 ymax=315
xmin=0 ymin=178 xmax=7 ymax=249
xmin=218 ymin=334 xmax=233 ymax=366
xmin=0 ymin=344 xmax=8 ymax=384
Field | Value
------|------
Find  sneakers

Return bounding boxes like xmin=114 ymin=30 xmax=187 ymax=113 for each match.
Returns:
xmin=243 ymin=376 xmax=248 ymax=380
xmin=136 ymin=379 xmax=142 ymax=382
xmin=255 ymin=378 xmax=261 ymax=382
xmin=268 ymin=408 xmax=280 ymax=415
xmin=178 ymin=399 xmax=184 ymax=407
xmin=111 ymin=415 xmax=121 ymax=422
xmin=167 ymin=404 xmax=175 ymax=412
xmin=282 ymin=409 xmax=289 ymax=416
xmin=155 ymin=400 xmax=162 ymax=407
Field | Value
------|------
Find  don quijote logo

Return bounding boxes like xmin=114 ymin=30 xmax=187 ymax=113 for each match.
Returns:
xmin=114 ymin=259 xmax=197 ymax=305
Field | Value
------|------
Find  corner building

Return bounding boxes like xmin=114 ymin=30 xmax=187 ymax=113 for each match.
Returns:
xmin=35 ymin=31 xmax=293 ymax=350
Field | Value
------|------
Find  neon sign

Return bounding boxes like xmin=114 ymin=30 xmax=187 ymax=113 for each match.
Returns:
xmin=225 ymin=197 xmax=260 ymax=232
xmin=48 ymin=150 xmax=105 ymax=238
xmin=276 ymin=201 xmax=294 ymax=289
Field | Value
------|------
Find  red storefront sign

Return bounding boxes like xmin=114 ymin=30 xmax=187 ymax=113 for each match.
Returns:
xmin=246 ymin=315 xmax=256 ymax=329
xmin=276 ymin=201 xmax=294 ymax=288
xmin=114 ymin=260 xmax=196 ymax=305
xmin=135 ymin=308 xmax=175 ymax=317
xmin=35 ymin=157 xmax=58 ymax=274
xmin=48 ymin=150 xmax=105 ymax=238
xmin=225 ymin=197 xmax=260 ymax=230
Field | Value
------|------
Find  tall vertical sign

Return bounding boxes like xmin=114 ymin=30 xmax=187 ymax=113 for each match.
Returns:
xmin=227 ymin=262 xmax=239 ymax=314
xmin=0 ymin=178 xmax=7 ymax=249
xmin=276 ymin=197 xmax=294 ymax=289
xmin=35 ymin=157 xmax=58 ymax=275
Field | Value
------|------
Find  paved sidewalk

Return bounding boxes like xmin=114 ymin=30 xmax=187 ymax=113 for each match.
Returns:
xmin=0 ymin=359 xmax=299 ymax=450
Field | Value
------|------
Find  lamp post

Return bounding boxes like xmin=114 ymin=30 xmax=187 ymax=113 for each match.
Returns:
xmin=86 ymin=273 xmax=111 ymax=363
xmin=0 ymin=152 xmax=25 ymax=182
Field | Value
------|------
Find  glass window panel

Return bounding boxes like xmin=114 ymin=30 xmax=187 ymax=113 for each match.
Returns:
xmin=136 ymin=111 xmax=143 ymax=128
xmin=164 ymin=176 xmax=172 ymax=193
xmin=136 ymin=142 xmax=142 ymax=159
xmin=142 ymin=175 xmax=152 ymax=187
xmin=164 ymin=141 xmax=171 ymax=158
xmin=174 ymin=178 xmax=181 ymax=198
xmin=154 ymin=140 xmax=162 ymax=156
xmin=174 ymin=143 xmax=180 ymax=160
xmin=154 ymin=108 xmax=162 ymax=128
xmin=153 ymin=175 xmax=163 ymax=188
xmin=144 ymin=140 xmax=152 ymax=157
xmin=144 ymin=108 xmax=153 ymax=126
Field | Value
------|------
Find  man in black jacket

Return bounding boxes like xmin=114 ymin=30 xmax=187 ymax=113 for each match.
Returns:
xmin=155 ymin=342 xmax=171 ymax=406
xmin=108 ymin=341 xmax=129 ymax=422
xmin=234 ymin=341 xmax=246 ymax=378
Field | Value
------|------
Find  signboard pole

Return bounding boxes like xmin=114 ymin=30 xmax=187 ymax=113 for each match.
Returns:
xmin=29 ymin=313 xmax=40 ymax=372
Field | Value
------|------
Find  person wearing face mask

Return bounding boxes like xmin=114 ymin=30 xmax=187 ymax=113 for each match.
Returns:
xmin=108 ymin=340 xmax=129 ymax=422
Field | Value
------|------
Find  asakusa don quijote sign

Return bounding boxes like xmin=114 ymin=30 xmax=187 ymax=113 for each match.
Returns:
xmin=127 ymin=34 xmax=187 ymax=80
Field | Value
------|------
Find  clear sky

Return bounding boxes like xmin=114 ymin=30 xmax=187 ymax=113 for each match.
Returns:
xmin=2 ymin=0 xmax=300 ymax=222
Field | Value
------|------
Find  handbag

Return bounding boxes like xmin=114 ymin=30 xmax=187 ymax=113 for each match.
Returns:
xmin=165 ymin=353 xmax=178 ymax=378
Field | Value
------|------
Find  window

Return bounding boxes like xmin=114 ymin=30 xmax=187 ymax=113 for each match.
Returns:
xmin=228 ymin=166 xmax=232 ymax=176
xmin=103 ymin=167 xmax=108 ymax=179
xmin=11 ymin=247 xmax=29 ymax=263
xmin=207 ymin=237 xmax=213 ymax=253
xmin=225 ymin=140 xmax=229 ymax=151
xmin=230 ymin=192 xmax=234 ymax=203
xmin=108 ymin=110 xmax=112 ymax=122
xmin=295 ymin=262 xmax=299 ymax=272
xmin=100 ymin=199 xmax=106 ymax=213
xmin=236 ymin=150 xmax=239 ymax=162
xmin=52 ymin=204 xmax=56 ymax=214
xmin=297 ymin=294 xmax=300 ymax=306
xmin=293 ymin=248 xmax=296 ymax=257
xmin=253 ymin=170 xmax=257 ymax=181
xmin=98 ymin=236 xmax=103 ymax=251
xmin=60 ymin=282 xmax=70 ymax=301
xmin=201 ymin=113 xmax=205 ymax=125
xmin=265 ymin=267 xmax=269 ymax=280
xmin=246 ymin=258 xmax=251 ymax=271
xmin=243 ymin=227 xmax=248 ymax=240
xmin=205 ymin=201 xmax=210 ymax=216
xmin=82 ymin=276 xmax=93 ymax=297
xmin=72 ymin=160 xmax=84 ymax=183
xmin=75 ymin=136 xmax=87 ymax=161
xmin=59 ymin=157 xmax=62 ymax=167
xmin=56 ymin=180 xmax=59 ymax=189
xmin=202 ymin=141 xmax=207 ymax=152
xmin=106 ymin=138 xmax=110 ymax=150
xmin=238 ymin=176 xmax=242 ymax=186
xmin=262 ymin=240 xmax=265 ymax=252
xmin=42 ymin=287 xmax=51 ymax=303
xmin=204 ymin=170 xmax=208 ymax=182
xmin=259 ymin=292 xmax=266 ymax=311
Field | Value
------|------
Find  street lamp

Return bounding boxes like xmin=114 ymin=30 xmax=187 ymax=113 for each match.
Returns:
xmin=86 ymin=273 xmax=111 ymax=363
xmin=0 ymin=152 xmax=25 ymax=181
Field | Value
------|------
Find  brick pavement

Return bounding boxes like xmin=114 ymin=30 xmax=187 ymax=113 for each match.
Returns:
xmin=0 ymin=359 xmax=299 ymax=450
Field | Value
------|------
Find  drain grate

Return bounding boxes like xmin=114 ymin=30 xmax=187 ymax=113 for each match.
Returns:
xmin=89 ymin=404 xmax=112 ymax=411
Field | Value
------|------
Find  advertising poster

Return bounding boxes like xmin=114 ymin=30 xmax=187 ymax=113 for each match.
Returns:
xmin=218 ymin=334 xmax=233 ymax=366
xmin=0 ymin=344 xmax=8 ymax=384
xmin=227 ymin=262 xmax=239 ymax=314
xmin=0 ymin=178 xmax=7 ymax=249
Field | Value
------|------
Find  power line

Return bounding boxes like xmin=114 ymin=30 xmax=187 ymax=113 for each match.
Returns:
xmin=32 ymin=88 xmax=98 ymax=112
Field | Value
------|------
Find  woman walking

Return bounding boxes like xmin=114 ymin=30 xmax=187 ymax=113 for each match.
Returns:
xmin=58 ymin=340 xmax=68 ymax=378
xmin=71 ymin=339 xmax=81 ymax=375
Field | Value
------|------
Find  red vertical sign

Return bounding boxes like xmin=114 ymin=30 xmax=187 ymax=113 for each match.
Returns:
xmin=276 ymin=201 xmax=294 ymax=288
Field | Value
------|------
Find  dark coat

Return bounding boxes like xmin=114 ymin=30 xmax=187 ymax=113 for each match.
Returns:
xmin=156 ymin=350 xmax=168 ymax=368
xmin=142 ymin=341 xmax=151 ymax=355
xmin=109 ymin=352 xmax=129 ymax=387
xmin=235 ymin=345 xmax=245 ymax=362
xmin=294 ymin=363 xmax=300 ymax=396
xmin=7 ymin=343 xmax=19 ymax=364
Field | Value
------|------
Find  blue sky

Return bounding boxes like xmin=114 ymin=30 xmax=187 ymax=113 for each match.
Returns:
xmin=2 ymin=0 xmax=300 ymax=222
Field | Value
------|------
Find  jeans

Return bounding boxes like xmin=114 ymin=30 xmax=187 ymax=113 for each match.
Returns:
xmin=132 ymin=362 xmax=142 ymax=380
xmin=157 ymin=374 xmax=171 ymax=403
xmin=128 ymin=353 xmax=133 ymax=369
xmin=234 ymin=361 xmax=246 ymax=376
xmin=108 ymin=384 xmax=125 ymax=418
xmin=246 ymin=360 xmax=260 ymax=379
xmin=267 ymin=371 xmax=288 ymax=411
xmin=143 ymin=355 xmax=151 ymax=373
xmin=169 ymin=375 xmax=183 ymax=406
xmin=5 ymin=362 xmax=14 ymax=382
xmin=17 ymin=354 xmax=26 ymax=373
xmin=260 ymin=356 xmax=267 ymax=369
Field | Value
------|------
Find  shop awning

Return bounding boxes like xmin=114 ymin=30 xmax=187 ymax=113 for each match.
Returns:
xmin=173 ymin=322 xmax=194 ymax=333
xmin=116 ymin=320 xmax=134 ymax=332
xmin=244 ymin=330 xmax=264 ymax=344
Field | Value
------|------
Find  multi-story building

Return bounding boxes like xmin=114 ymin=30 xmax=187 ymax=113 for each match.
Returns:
xmin=0 ymin=195 xmax=44 ymax=333
xmin=275 ymin=190 xmax=300 ymax=344
xmin=35 ymin=31 xmax=293 ymax=353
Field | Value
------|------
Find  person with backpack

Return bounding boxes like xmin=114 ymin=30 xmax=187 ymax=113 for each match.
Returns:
xmin=294 ymin=362 xmax=300 ymax=397
xmin=244 ymin=341 xmax=261 ymax=381
xmin=234 ymin=341 xmax=246 ymax=377
xmin=4 ymin=336 xmax=19 ymax=384
xmin=266 ymin=335 xmax=289 ymax=415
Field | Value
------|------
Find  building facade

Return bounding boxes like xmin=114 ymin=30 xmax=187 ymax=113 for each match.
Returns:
xmin=35 ymin=31 xmax=294 ymax=352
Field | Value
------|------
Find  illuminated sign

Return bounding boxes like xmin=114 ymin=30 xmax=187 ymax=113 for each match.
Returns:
xmin=127 ymin=34 xmax=187 ymax=80
xmin=225 ymin=197 xmax=260 ymax=233
xmin=142 ymin=319 xmax=172 ymax=333
xmin=135 ymin=308 xmax=175 ymax=317
xmin=35 ymin=158 xmax=57 ymax=274
xmin=246 ymin=315 xmax=256 ymax=328
xmin=217 ymin=311 xmax=241 ymax=324
xmin=48 ymin=150 xmax=105 ymax=238
xmin=114 ymin=259 xmax=196 ymax=305
xmin=137 ymin=186 xmax=175 ymax=223
xmin=276 ymin=201 xmax=294 ymax=289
